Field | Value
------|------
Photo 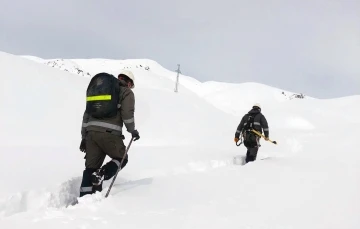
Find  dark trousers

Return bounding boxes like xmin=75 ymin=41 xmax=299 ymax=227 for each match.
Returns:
xmin=80 ymin=131 xmax=128 ymax=197
xmin=245 ymin=147 xmax=259 ymax=163
xmin=245 ymin=136 xmax=260 ymax=163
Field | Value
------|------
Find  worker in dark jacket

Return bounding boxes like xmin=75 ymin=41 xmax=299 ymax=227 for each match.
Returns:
xmin=79 ymin=70 xmax=140 ymax=197
xmin=234 ymin=103 xmax=269 ymax=163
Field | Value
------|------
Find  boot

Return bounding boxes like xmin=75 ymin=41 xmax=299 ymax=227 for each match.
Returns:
xmin=91 ymin=168 xmax=104 ymax=186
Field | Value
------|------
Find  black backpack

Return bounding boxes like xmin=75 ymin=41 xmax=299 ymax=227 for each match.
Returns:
xmin=85 ymin=73 xmax=120 ymax=119
xmin=243 ymin=113 xmax=259 ymax=148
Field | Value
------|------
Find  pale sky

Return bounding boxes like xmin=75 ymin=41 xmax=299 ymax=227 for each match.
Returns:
xmin=1 ymin=0 xmax=359 ymax=98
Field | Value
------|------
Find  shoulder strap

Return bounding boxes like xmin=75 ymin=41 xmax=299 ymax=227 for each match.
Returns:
xmin=246 ymin=113 xmax=260 ymax=130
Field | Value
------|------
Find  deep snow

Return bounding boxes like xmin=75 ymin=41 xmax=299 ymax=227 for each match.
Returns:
xmin=0 ymin=51 xmax=359 ymax=229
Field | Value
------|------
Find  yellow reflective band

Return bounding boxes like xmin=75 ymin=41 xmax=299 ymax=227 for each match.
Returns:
xmin=86 ymin=95 xmax=112 ymax=101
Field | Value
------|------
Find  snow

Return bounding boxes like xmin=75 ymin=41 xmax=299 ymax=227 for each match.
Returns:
xmin=22 ymin=56 xmax=203 ymax=92
xmin=44 ymin=59 xmax=92 ymax=77
xmin=20 ymin=55 xmax=45 ymax=63
xmin=1 ymin=50 xmax=360 ymax=229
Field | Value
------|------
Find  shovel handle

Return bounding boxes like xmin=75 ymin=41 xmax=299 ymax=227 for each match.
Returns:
xmin=251 ymin=129 xmax=278 ymax=145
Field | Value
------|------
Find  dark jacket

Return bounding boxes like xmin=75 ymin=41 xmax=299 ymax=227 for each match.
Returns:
xmin=81 ymin=80 xmax=136 ymax=139
xmin=235 ymin=108 xmax=269 ymax=138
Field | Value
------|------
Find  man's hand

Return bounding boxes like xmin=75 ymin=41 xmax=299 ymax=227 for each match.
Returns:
xmin=234 ymin=137 xmax=239 ymax=143
xmin=131 ymin=130 xmax=140 ymax=141
xmin=79 ymin=139 xmax=86 ymax=152
xmin=264 ymin=137 xmax=269 ymax=141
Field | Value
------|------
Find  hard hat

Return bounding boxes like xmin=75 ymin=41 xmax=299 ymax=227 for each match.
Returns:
xmin=253 ymin=103 xmax=261 ymax=109
xmin=118 ymin=70 xmax=135 ymax=89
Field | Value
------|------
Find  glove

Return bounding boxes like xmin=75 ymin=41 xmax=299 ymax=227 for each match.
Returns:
xmin=131 ymin=130 xmax=140 ymax=141
xmin=79 ymin=139 xmax=86 ymax=152
xmin=234 ymin=137 xmax=239 ymax=143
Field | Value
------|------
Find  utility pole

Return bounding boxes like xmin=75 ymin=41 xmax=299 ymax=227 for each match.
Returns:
xmin=174 ymin=64 xmax=181 ymax=92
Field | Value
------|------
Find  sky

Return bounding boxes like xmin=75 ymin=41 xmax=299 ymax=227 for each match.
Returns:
xmin=0 ymin=0 xmax=359 ymax=99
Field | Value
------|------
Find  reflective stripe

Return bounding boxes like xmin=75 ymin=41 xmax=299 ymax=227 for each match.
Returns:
xmin=80 ymin=186 xmax=93 ymax=192
xmin=83 ymin=121 xmax=122 ymax=131
xmin=254 ymin=122 xmax=261 ymax=126
xmin=86 ymin=95 xmax=111 ymax=101
xmin=236 ymin=130 xmax=241 ymax=133
xmin=123 ymin=118 xmax=134 ymax=124
xmin=111 ymin=159 xmax=120 ymax=167
xmin=263 ymin=128 xmax=269 ymax=131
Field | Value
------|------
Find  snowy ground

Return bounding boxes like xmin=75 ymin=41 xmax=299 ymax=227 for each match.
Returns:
xmin=0 ymin=51 xmax=359 ymax=229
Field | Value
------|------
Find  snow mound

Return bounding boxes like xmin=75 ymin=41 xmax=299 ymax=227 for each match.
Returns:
xmin=22 ymin=56 xmax=92 ymax=77
xmin=0 ymin=177 xmax=81 ymax=217
xmin=44 ymin=59 xmax=92 ymax=77
xmin=72 ymin=58 xmax=153 ymax=76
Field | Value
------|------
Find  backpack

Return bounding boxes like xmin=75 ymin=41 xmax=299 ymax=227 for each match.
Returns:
xmin=85 ymin=73 xmax=120 ymax=119
xmin=243 ymin=113 xmax=259 ymax=148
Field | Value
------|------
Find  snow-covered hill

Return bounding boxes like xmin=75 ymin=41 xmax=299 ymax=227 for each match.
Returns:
xmin=21 ymin=56 xmax=92 ymax=77
xmin=22 ymin=55 xmax=203 ymax=93
xmin=44 ymin=59 xmax=92 ymax=77
xmin=1 ymin=51 xmax=360 ymax=229
xmin=22 ymin=55 xmax=308 ymax=106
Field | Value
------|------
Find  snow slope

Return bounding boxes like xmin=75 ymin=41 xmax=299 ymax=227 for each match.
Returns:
xmin=22 ymin=55 xmax=309 ymax=110
xmin=22 ymin=56 xmax=203 ymax=93
xmin=1 ymin=51 xmax=360 ymax=229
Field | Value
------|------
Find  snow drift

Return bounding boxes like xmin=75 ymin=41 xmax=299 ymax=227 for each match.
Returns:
xmin=0 ymin=51 xmax=359 ymax=229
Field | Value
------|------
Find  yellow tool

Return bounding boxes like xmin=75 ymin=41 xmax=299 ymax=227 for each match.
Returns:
xmin=250 ymin=129 xmax=277 ymax=145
